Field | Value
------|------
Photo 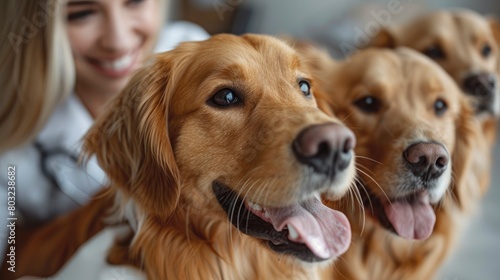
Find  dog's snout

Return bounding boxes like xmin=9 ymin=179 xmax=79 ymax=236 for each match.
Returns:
xmin=293 ymin=123 xmax=356 ymax=177
xmin=463 ymin=73 xmax=496 ymax=99
xmin=403 ymin=142 xmax=449 ymax=182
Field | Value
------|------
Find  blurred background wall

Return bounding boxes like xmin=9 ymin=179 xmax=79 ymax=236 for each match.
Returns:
xmin=171 ymin=0 xmax=500 ymax=58
xmin=170 ymin=1 xmax=500 ymax=279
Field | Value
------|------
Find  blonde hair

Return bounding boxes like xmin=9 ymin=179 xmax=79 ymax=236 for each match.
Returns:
xmin=0 ymin=0 xmax=74 ymax=153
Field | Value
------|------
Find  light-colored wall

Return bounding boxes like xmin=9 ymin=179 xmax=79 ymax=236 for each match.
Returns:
xmin=245 ymin=0 xmax=360 ymax=35
xmin=242 ymin=0 xmax=500 ymax=59
xmin=246 ymin=0 xmax=500 ymax=36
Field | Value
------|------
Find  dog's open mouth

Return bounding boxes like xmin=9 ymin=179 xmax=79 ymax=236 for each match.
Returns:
xmin=213 ymin=182 xmax=351 ymax=262
xmin=359 ymin=182 xmax=436 ymax=240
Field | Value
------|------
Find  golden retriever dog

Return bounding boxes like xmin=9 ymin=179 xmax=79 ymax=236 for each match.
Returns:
xmin=299 ymin=46 xmax=478 ymax=279
xmin=371 ymin=10 xmax=500 ymax=119
xmin=370 ymin=10 xmax=499 ymax=205
xmin=6 ymin=34 xmax=357 ymax=280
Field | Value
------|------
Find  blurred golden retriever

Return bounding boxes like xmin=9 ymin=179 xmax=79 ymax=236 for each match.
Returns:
xmin=372 ymin=10 xmax=500 ymax=118
xmin=370 ymin=10 xmax=499 ymax=205
xmin=9 ymin=34 xmax=357 ymax=280
xmin=300 ymin=46 xmax=477 ymax=279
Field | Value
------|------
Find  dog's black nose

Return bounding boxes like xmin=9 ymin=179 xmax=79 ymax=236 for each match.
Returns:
xmin=403 ymin=142 xmax=449 ymax=182
xmin=463 ymin=73 xmax=496 ymax=100
xmin=293 ymin=123 xmax=355 ymax=176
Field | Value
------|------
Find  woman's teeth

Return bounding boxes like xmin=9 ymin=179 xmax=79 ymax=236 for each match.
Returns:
xmin=100 ymin=53 xmax=134 ymax=71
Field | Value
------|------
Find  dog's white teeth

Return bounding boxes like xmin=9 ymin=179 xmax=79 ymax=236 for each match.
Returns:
xmin=264 ymin=211 xmax=270 ymax=218
xmin=252 ymin=203 xmax=262 ymax=211
xmin=288 ymin=224 xmax=299 ymax=240
xmin=247 ymin=201 xmax=263 ymax=212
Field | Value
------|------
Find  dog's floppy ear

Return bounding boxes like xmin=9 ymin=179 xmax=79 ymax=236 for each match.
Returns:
xmin=296 ymin=45 xmax=337 ymax=117
xmin=83 ymin=52 xmax=183 ymax=220
xmin=295 ymin=42 xmax=337 ymax=74
xmin=314 ymin=87 xmax=336 ymax=117
xmin=489 ymin=17 xmax=500 ymax=46
xmin=295 ymin=44 xmax=338 ymax=116
xmin=369 ymin=28 xmax=397 ymax=48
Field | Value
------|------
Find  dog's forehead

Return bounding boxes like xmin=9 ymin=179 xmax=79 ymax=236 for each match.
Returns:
xmin=453 ymin=10 xmax=490 ymax=28
xmin=453 ymin=12 xmax=495 ymax=40
xmin=344 ymin=49 xmax=403 ymax=88
xmin=397 ymin=12 xmax=453 ymax=38
xmin=168 ymin=35 xmax=310 ymax=111
xmin=195 ymin=34 xmax=302 ymax=72
xmin=408 ymin=11 xmax=492 ymax=41
xmin=344 ymin=49 xmax=459 ymax=101
xmin=396 ymin=50 xmax=463 ymax=112
xmin=398 ymin=50 xmax=452 ymax=87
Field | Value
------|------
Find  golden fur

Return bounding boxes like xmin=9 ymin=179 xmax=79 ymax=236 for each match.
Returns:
xmin=300 ymin=46 xmax=478 ymax=279
xmin=370 ymin=10 xmax=499 ymax=202
xmin=6 ymin=34 xmax=357 ymax=280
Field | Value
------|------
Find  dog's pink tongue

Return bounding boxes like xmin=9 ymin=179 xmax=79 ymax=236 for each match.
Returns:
xmin=265 ymin=197 xmax=351 ymax=260
xmin=383 ymin=192 xmax=436 ymax=240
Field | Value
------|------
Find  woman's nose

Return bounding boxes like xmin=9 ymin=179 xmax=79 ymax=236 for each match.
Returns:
xmin=100 ymin=9 xmax=134 ymax=53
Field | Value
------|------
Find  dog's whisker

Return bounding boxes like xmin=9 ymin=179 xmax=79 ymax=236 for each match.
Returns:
xmin=232 ymin=178 xmax=256 ymax=239
xmin=262 ymin=177 xmax=279 ymax=213
xmin=355 ymin=155 xmax=383 ymax=166
xmin=354 ymin=174 xmax=374 ymax=215
xmin=352 ymin=177 xmax=367 ymax=235
xmin=382 ymin=122 xmax=396 ymax=139
xmin=239 ymin=179 xmax=261 ymax=236
xmin=355 ymin=163 xmax=377 ymax=178
xmin=228 ymin=189 xmax=243 ymax=240
xmin=343 ymin=184 xmax=356 ymax=223
xmin=261 ymin=177 xmax=275 ymax=209
xmin=333 ymin=254 xmax=354 ymax=280
xmin=356 ymin=168 xmax=391 ymax=207
xmin=340 ymin=111 xmax=354 ymax=123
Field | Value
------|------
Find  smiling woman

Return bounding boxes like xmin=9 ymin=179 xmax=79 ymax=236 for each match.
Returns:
xmin=0 ymin=0 xmax=209 ymax=276
xmin=66 ymin=0 xmax=163 ymax=117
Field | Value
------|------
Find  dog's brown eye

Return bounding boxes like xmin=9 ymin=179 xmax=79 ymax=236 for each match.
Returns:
xmin=354 ymin=96 xmax=381 ymax=113
xmin=211 ymin=89 xmax=240 ymax=107
xmin=423 ymin=45 xmax=446 ymax=59
xmin=434 ymin=99 xmax=448 ymax=116
xmin=299 ymin=80 xmax=311 ymax=97
xmin=481 ymin=44 xmax=492 ymax=58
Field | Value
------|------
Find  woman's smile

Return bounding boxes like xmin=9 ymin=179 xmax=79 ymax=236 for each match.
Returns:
xmin=86 ymin=49 xmax=139 ymax=78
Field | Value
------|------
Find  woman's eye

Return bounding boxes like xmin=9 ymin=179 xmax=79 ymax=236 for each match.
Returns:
xmin=67 ymin=10 xmax=95 ymax=21
xmin=481 ymin=44 xmax=492 ymax=58
xmin=423 ymin=45 xmax=446 ymax=59
xmin=211 ymin=89 xmax=240 ymax=107
xmin=434 ymin=98 xmax=448 ymax=116
xmin=127 ymin=0 xmax=146 ymax=6
xmin=299 ymin=80 xmax=311 ymax=97
xmin=354 ymin=96 xmax=381 ymax=113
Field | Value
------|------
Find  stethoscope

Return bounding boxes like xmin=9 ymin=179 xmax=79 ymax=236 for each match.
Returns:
xmin=33 ymin=141 xmax=104 ymax=205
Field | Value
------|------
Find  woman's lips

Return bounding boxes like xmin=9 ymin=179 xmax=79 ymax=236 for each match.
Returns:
xmin=87 ymin=51 xmax=139 ymax=78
